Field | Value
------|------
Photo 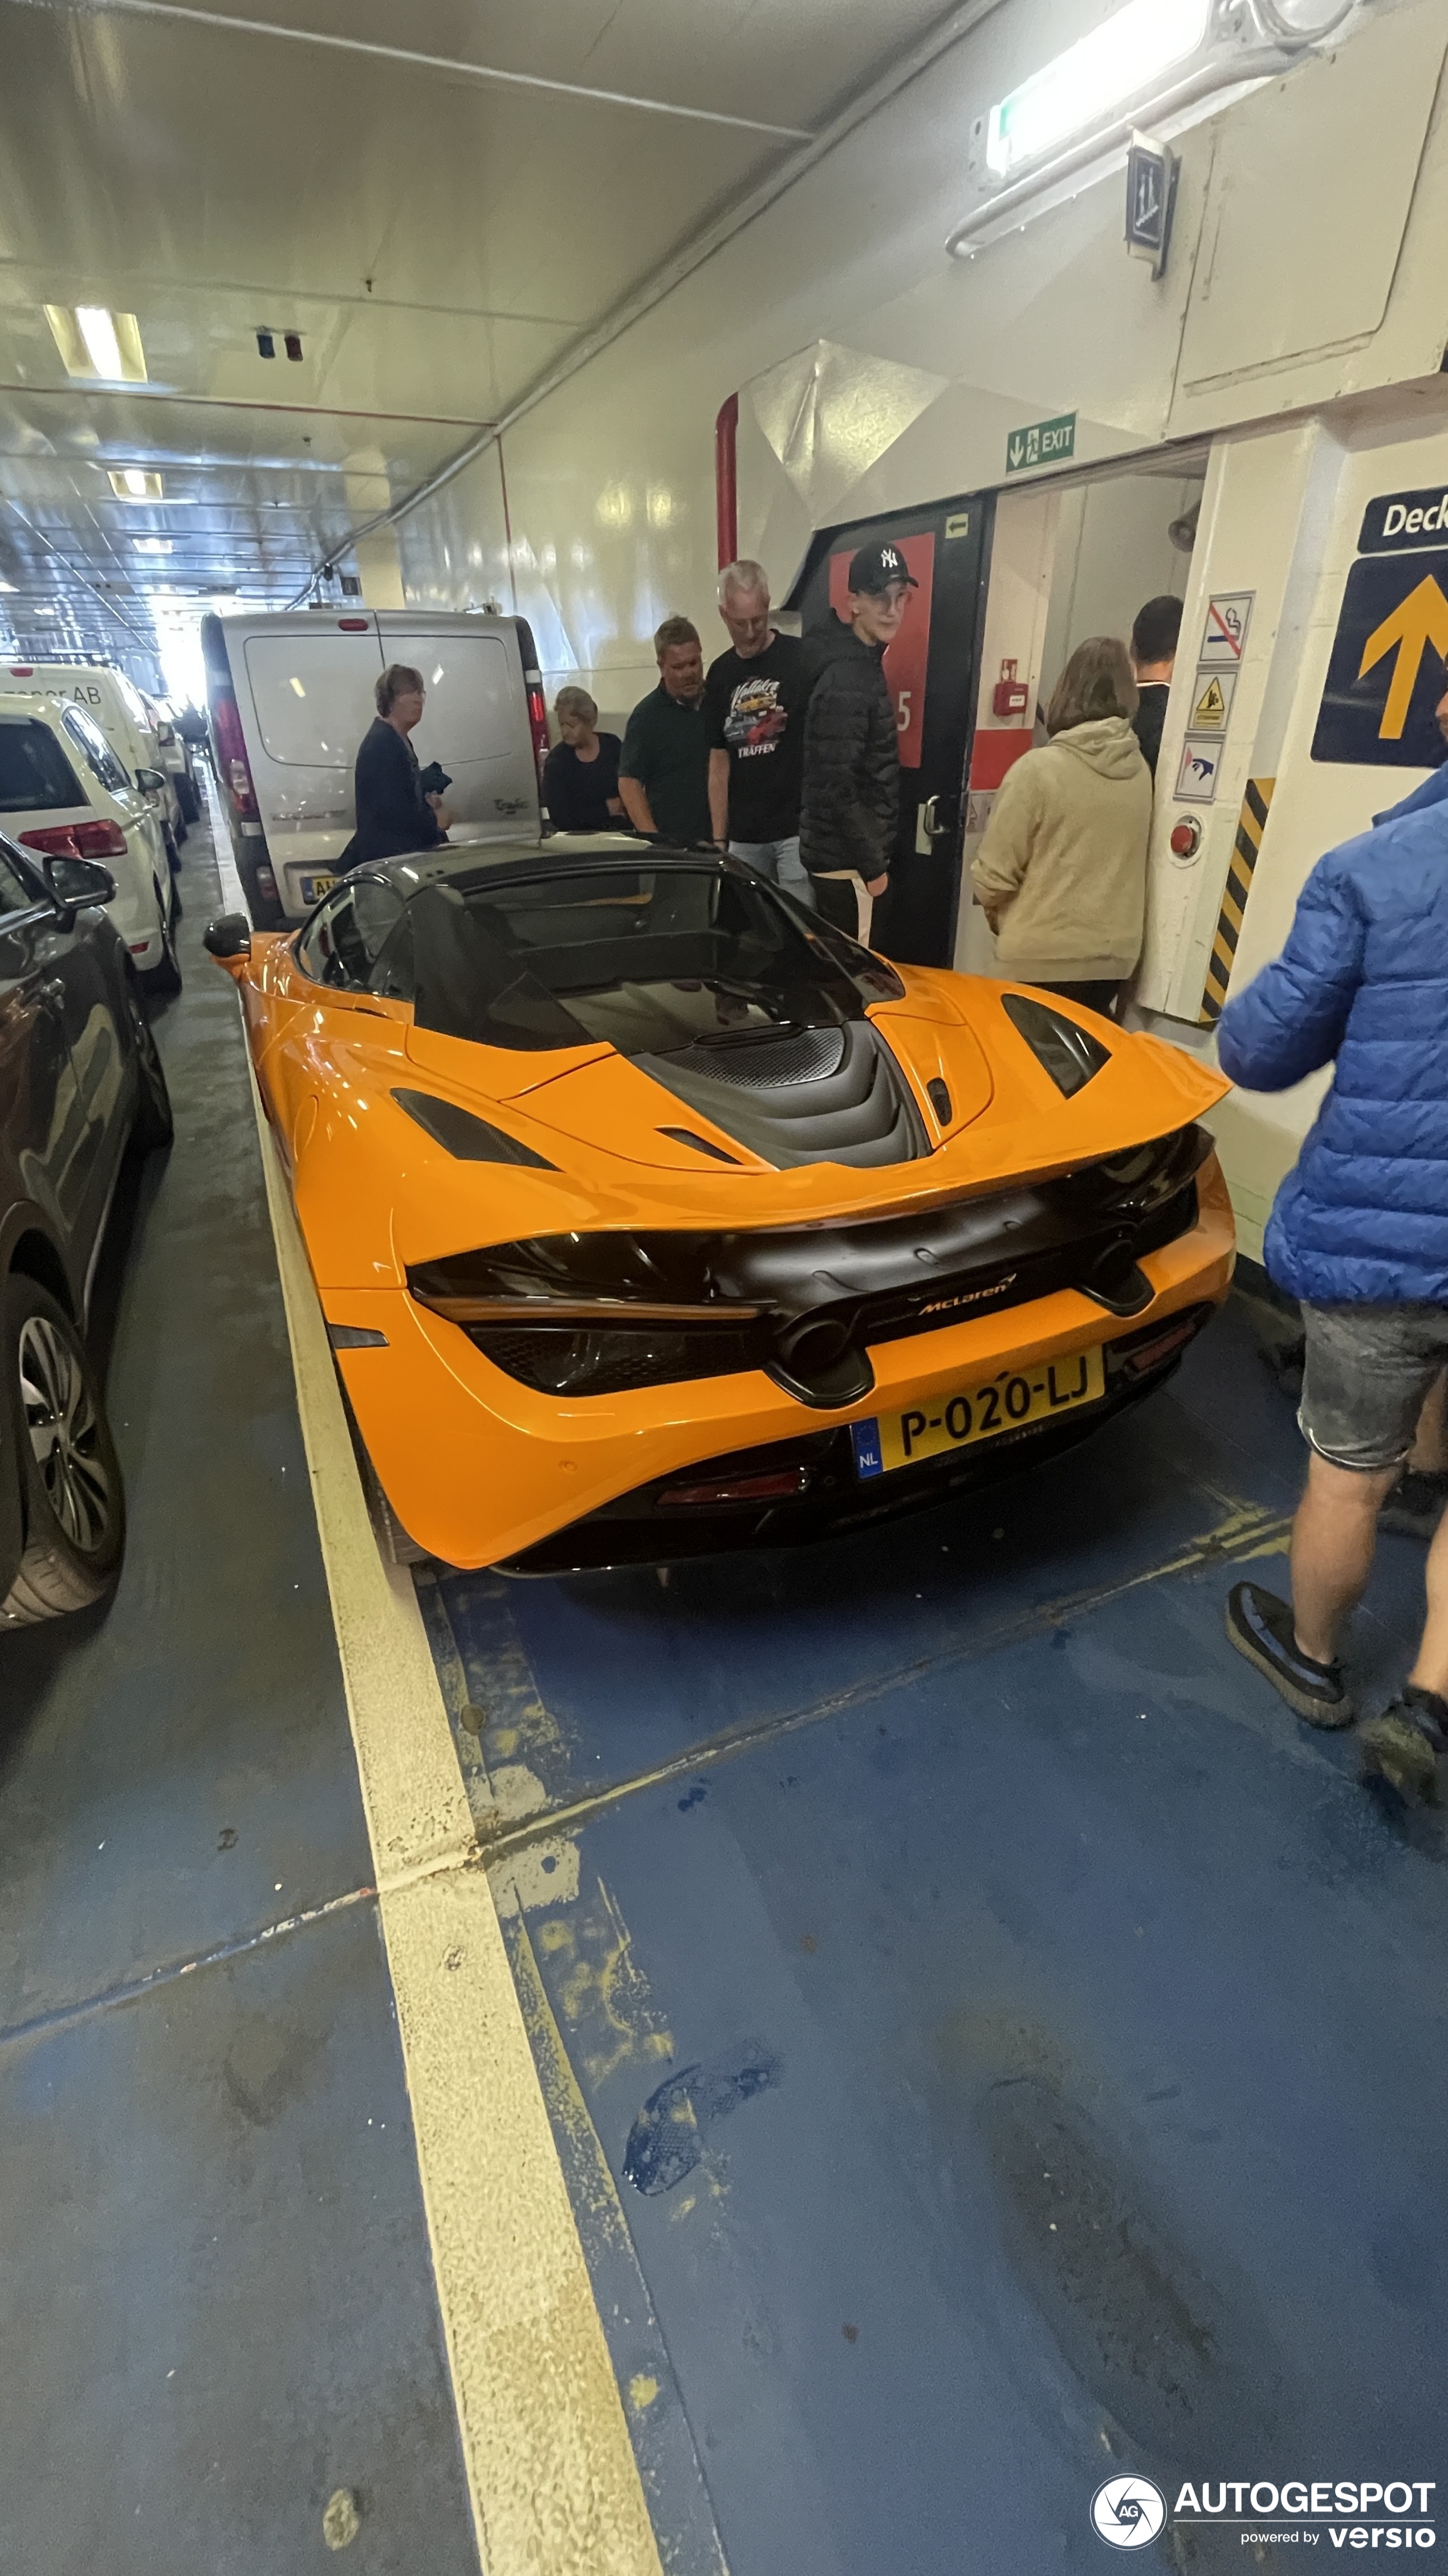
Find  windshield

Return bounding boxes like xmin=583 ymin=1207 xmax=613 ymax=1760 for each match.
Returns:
xmin=409 ymin=862 xmax=902 ymax=1054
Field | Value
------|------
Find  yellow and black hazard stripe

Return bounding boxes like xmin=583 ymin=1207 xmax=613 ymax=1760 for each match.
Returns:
xmin=1199 ymin=778 xmax=1274 ymax=1025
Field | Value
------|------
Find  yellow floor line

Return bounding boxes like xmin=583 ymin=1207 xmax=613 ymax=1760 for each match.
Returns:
xmin=245 ymin=1054 xmax=665 ymax=2576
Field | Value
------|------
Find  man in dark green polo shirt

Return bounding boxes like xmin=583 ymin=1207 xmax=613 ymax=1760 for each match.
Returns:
xmin=619 ymin=616 xmax=711 ymax=844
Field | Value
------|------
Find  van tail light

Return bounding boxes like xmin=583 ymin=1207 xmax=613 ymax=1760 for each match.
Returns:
xmin=211 ymin=692 xmax=258 ymax=818
xmin=338 ymin=617 xmax=369 ymax=631
xmin=513 ymin=617 xmax=550 ymax=788
xmin=21 ymin=826 xmax=82 ymax=861
xmin=525 ymin=678 xmax=549 ymax=784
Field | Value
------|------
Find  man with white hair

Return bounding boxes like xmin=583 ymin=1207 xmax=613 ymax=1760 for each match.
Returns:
xmin=703 ymin=559 xmax=812 ymax=905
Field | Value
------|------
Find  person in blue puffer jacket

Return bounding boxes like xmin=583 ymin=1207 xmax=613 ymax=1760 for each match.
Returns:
xmin=1217 ymin=789 xmax=1448 ymax=1801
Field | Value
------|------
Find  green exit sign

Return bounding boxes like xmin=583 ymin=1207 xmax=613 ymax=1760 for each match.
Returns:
xmin=1005 ymin=412 xmax=1076 ymax=475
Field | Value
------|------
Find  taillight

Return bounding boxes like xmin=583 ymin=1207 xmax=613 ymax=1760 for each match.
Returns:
xmin=658 ymin=1466 xmax=808 ymax=1511
xmin=73 ymin=820 xmax=128 ymax=859
xmin=20 ymin=826 xmax=82 ymax=860
xmin=525 ymin=672 xmax=549 ymax=785
xmin=211 ymin=694 xmax=257 ymax=817
xmin=8 ymin=665 xmax=35 ymax=678
xmin=339 ymin=617 xmax=369 ymax=631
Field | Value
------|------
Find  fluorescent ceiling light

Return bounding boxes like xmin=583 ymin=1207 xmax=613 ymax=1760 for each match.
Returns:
xmin=109 ymin=468 xmax=164 ymax=501
xmin=987 ymin=0 xmax=1213 ymax=177
xmin=0 ymin=580 xmax=14 ymax=594
xmin=134 ymin=537 xmax=173 ymax=554
xmin=44 ymin=303 xmax=148 ymax=382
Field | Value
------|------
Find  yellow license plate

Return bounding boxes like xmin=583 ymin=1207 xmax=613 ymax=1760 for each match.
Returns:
xmin=299 ymin=871 xmax=337 ymax=907
xmin=851 ymin=1345 xmax=1105 ymax=1478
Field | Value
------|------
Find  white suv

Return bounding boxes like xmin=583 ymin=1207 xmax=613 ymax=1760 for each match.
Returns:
xmin=0 ymin=693 xmax=180 ymax=992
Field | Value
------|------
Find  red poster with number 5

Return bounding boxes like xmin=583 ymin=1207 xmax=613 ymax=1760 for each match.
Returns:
xmin=828 ymin=532 xmax=935 ymax=770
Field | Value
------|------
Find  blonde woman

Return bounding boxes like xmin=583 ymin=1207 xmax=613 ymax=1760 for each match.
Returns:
xmin=971 ymin=635 xmax=1152 ymax=1018
xmin=543 ymin=685 xmax=624 ymax=833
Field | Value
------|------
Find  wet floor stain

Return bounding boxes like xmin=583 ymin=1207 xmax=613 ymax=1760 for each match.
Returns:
xmin=976 ymin=2070 xmax=1278 ymax=2465
xmin=623 ymin=2042 xmax=783 ymax=2195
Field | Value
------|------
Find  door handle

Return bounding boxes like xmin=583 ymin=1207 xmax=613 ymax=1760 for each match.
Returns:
xmin=38 ymin=979 xmax=67 ymax=1013
xmin=922 ymin=794 xmax=940 ymax=839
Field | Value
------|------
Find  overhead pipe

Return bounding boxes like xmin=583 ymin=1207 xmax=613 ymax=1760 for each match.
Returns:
xmin=715 ymin=394 xmax=739 ymax=571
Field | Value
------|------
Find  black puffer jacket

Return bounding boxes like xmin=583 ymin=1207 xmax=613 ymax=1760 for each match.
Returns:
xmin=799 ymin=619 xmax=900 ymax=881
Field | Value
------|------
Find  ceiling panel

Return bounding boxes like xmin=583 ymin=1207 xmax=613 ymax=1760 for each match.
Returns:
xmin=0 ymin=0 xmax=961 ymax=680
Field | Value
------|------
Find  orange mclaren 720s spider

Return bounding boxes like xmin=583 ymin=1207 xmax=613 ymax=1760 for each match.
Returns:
xmin=206 ymin=835 xmax=1235 ymax=1574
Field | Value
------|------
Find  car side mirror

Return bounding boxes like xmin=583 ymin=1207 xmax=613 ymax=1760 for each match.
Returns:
xmin=135 ymin=766 xmax=166 ymax=794
xmin=44 ymin=854 xmax=117 ymax=919
xmin=203 ymin=912 xmax=252 ymax=963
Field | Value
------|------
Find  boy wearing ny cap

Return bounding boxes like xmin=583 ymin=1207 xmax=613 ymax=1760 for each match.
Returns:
xmin=799 ymin=540 xmax=916 ymax=925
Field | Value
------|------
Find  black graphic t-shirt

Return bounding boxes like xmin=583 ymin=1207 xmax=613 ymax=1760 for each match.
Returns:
xmin=703 ymin=634 xmax=808 ymax=842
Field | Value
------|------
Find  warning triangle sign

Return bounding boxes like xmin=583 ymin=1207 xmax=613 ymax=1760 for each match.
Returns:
xmin=1192 ymin=675 xmax=1228 ymax=728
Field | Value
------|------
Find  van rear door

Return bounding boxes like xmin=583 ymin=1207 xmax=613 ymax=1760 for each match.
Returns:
xmin=376 ymin=617 xmax=539 ymax=839
xmin=238 ymin=619 xmax=385 ymax=914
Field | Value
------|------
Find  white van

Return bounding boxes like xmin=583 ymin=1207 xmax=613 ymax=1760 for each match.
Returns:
xmin=200 ymin=607 xmax=547 ymax=925
xmin=2 ymin=659 xmax=184 ymax=848
xmin=0 ymin=692 xmax=180 ymax=991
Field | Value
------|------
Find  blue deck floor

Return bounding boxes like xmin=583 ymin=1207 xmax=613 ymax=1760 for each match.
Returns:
xmin=0 ymin=814 xmax=478 ymax=2575
xmin=5 ymin=811 xmax=1444 ymax=2573
xmin=429 ymin=1296 xmax=1448 ymax=2574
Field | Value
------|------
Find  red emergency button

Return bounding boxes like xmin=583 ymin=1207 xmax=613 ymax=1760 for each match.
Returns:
xmin=1170 ymin=817 xmax=1202 ymax=859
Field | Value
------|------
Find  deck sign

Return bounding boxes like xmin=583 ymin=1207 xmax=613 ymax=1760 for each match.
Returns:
xmin=1313 ymin=540 xmax=1448 ymax=768
xmin=1357 ymin=485 xmax=1448 ymax=554
xmin=1004 ymin=413 xmax=1075 ymax=475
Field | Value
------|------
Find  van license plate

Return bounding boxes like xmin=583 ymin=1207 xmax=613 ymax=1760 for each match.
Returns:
xmin=299 ymin=872 xmax=337 ymax=906
xmin=851 ymin=1346 xmax=1105 ymax=1478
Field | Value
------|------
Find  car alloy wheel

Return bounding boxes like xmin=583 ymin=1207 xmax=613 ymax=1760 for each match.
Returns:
xmin=18 ymin=1314 xmax=114 ymax=1554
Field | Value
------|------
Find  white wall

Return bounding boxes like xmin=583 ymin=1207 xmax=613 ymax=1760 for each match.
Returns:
xmin=394 ymin=0 xmax=1448 ymax=743
xmin=388 ymin=0 xmax=1448 ymax=1257
xmin=1038 ymin=472 xmax=1201 ymax=710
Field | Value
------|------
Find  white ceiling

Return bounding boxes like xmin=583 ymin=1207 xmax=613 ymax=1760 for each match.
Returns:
xmin=0 ymin=0 xmax=961 ymax=674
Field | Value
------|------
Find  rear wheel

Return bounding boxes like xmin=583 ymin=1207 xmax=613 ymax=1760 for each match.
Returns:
xmin=0 ymin=1278 xmax=125 ymax=1627
xmin=141 ymin=896 xmax=183 ymax=997
xmin=123 ymin=977 xmax=174 ymax=1150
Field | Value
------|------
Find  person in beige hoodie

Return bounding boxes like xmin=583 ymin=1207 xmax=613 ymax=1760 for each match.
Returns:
xmin=970 ymin=635 xmax=1153 ymax=1020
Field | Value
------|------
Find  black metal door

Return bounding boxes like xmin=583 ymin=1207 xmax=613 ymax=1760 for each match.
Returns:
xmin=790 ymin=492 xmax=991 ymax=967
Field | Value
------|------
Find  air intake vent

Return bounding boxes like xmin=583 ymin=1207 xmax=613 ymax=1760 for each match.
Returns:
xmin=658 ymin=1127 xmax=742 ymax=1164
xmin=640 ymin=1019 xmax=929 ymax=1171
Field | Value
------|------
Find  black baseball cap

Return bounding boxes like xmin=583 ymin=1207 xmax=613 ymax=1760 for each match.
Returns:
xmin=847 ymin=540 xmax=918 ymax=596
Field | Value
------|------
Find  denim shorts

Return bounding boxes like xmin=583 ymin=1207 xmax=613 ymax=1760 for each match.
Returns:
xmin=1299 ymin=1301 xmax=1448 ymax=1471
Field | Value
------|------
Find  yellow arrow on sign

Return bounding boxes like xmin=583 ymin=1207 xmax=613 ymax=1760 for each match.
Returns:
xmin=1358 ymin=573 xmax=1448 ymax=738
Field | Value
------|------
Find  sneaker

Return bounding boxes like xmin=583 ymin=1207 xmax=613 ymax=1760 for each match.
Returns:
xmin=1378 ymin=1466 xmax=1448 ymax=1540
xmin=1225 ymin=1582 xmax=1353 ymax=1726
xmin=1358 ymin=1685 xmax=1447 ymax=1803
